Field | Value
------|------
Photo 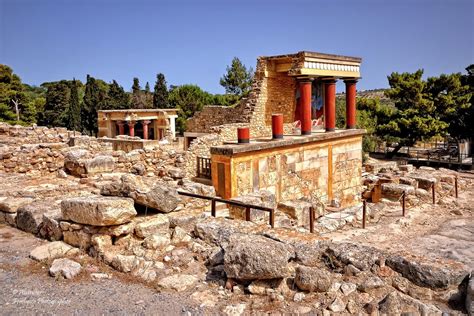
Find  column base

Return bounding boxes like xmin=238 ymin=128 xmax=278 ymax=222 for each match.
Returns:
xmin=272 ymin=134 xmax=283 ymax=139
xmin=346 ymin=125 xmax=356 ymax=129
xmin=325 ymin=128 xmax=335 ymax=132
xmin=301 ymin=131 xmax=312 ymax=136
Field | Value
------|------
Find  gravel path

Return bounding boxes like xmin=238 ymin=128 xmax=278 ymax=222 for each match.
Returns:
xmin=0 ymin=225 xmax=207 ymax=315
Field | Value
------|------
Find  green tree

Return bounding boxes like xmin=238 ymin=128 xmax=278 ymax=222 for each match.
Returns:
xmin=145 ymin=82 xmax=150 ymax=93
xmin=41 ymin=81 xmax=71 ymax=127
xmin=0 ymin=64 xmax=37 ymax=125
xmin=67 ymin=79 xmax=81 ymax=131
xmin=107 ymin=80 xmax=130 ymax=109
xmin=153 ymin=73 xmax=169 ymax=108
xmin=81 ymin=75 xmax=108 ymax=135
xmin=132 ymin=77 xmax=141 ymax=93
xmin=426 ymin=71 xmax=472 ymax=141
xmin=131 ymin=77 xmax=151 ymax=108
xmin=220 ymin=57 xmax=253 ymax=98
xmin=168 ymin=84 xmax=212 ymax=134
xmin=381 ymin=70 xmax=448 ymax=157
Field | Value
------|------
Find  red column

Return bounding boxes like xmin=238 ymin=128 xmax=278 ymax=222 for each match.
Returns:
xmin=237 ymin=127 xmax=250 ymax=143
xmin=272 ymin=114 xmax=283 ymax=139
xmin=300 ymin=81 xmax=312 ymax=135
xmin=116 ymin=121 xmax=125 ymax=135
xmin=345 ymin=80 xmax=357 ymax=129
xmin=142 ymin=120 xmax=151 ymax=140
xmin=324 ymin=80 xmax=336 ymax=132
xmin=128 ymin=121 xmax=136 ymax=137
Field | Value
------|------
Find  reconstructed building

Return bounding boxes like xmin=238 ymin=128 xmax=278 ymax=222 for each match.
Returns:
xmin=97 ymin=109 xmax=178 ymax=140
xmin=186 ymin=51 xmax=364 ymax=207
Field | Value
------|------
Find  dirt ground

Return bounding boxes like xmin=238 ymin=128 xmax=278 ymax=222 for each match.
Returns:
xmin=327 ymin=172 xmax=474 ymax=271
xmin=0 ymin=225 xmax=210 ymax=315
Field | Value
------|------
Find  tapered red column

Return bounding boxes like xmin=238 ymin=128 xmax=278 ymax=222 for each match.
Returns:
xmin=299 ymin=81 xmax=312 ymax=135
xmin=128 ymin=121 xmax=136 ymax=137
xmin=324 ymin=80 xmax=336 ymax=132
xmin=142 ymin=120 xmax=151 ymax=140
xmin=116 ymin=121 xmax=125 ymax=135
xmin=345 ymin=80 xmax=357 ymax=129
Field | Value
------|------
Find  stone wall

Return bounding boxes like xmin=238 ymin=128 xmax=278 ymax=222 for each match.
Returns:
xmin=211 ymin=133 xmax=363 ymax=207
xmin=0 ymin=123 xmax=73 ymax=144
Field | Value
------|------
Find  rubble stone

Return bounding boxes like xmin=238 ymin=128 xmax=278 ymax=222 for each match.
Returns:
xmin=294 ymin=265 xmax=333 ymax=292
xmin=30 ymin=241 xmax=79 ymax=261
xmin=49 ymin=258 xmax=82 ymax=279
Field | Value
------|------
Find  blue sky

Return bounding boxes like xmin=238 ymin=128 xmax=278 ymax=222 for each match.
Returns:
xmin=1 ymin=0 xmax=473 ymax=93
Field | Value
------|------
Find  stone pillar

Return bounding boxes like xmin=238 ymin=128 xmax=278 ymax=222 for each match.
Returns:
xmin=324 ymin=80 xmax=337 ymax=132
xmin=142 ymin=120 xmax=151 ymax=140
xmin=300 ymin=81 xmax=312 ymax=135
xmin=116 ymin=121 xmax=125 ymax=136
xmin=168 ymin=116 xmax=176 ymax=139
xmin=345 ymin=79 xmax=357 ymax=129
xmin=127 ymin=121 xmax=136 ymax=137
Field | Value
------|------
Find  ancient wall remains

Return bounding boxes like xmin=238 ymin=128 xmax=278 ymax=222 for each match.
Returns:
xmin=211 ymin=132 xmax=363 ymax=207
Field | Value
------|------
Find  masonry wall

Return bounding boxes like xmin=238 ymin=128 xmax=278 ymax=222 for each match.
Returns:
xmin=264 ymin=76 xmax=296 ymax=125
xmin=211 ymin=134 xmax=362 ymax=207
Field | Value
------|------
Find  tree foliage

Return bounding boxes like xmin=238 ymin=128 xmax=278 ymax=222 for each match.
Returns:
xmin=168 ymin=84 xmax=212 ymax=134
xmin=107 ymin=80 xmax=130 ymax=109
xmin=153 ymin=73 xmax=169 ymax=108
xmin=81 ymin=75 xmax=108 ymax=135
xmin=0 ymin=64 xmax=38 ymax=125
xmin=66 ymin=79 xmax=81 ymax=131
xmin=220 ymin=57 xmax=253 ymax=99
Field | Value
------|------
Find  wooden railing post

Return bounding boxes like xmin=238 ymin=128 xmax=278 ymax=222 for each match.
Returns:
xmin=455 ymin=177 xmax=458 ymax=198
xmin=402 ymin=192 xmax=406 ymax=217
xmin=309 ymin=206 xmax=314 ymax=233
xmin=245 ymin=207 xmax=251 ymax=221
xmin=211 ymin=199 xmax=216 ymax=217
xmin=269 ymin=209 xmax=275 ymax=228
xmin=362 ymin=200 xmax=367 ymax=229
xmin=432 ymin=183 xmax=436 ymax=204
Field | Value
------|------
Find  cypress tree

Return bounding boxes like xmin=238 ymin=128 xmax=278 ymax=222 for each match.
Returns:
xmin=67 ymin=78 xmax=81 ymax=131
xmin=153 ymin=73 xmax=169 ymax=108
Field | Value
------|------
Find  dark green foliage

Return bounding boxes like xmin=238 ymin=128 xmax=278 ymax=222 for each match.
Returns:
xmin=132 ymin=77 xmax=141 ymax=93
xmin=0 ymin=64 xmax=38 ymax=125
xmin=168 ymin=84 xmax=212 ymax=134
xmin=41 ymin=81 xmax=71 ymax=127
xmin=66 ymin=79 xmax=81 ymax=131
xmin=211 ymin=94 xmax=240 ymax=107
xmin=107 ymin=80 xmax=130 ymax=109
xmin=145 ymin=82 xmax=150 ymax=93
xmin=220 ymin=57 xmax=253 ymax=99
xmin=81 ymin=75 xmax=108 ymax=135
xmin=153 ymin=73 xmax=169 ymax=108
xmin=131 ymin=77 xmax=152 ymax=108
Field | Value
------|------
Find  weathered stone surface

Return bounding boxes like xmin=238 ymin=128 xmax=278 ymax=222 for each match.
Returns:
xmin=134 ymin=215 xmax=169 ymax=238
xmin=157 ymin=274 xmax=198 ymax=292
xmin=61 ymin=196 xmax=136 ymax=226
xmin=91 ymin=234 xmax=112 ymax=254
xmin=341 ymin=282 xmax=357 ymax=296
xmin=229 ymin=190 xmax=276 ymax=222
xmin=386 ymin=255 xmax=470 ymax=289
xmin=358 ymin=275 xmax=385 ymax=292
xmin=294 ymin=266 xmax=333 ymax=292
xmin=247 ymin=279 xmax=282 ymax=295
xmin=143 ymin=234 xmax=170 ymax=250
xmin=381 ymin=183 xmax=415 ymax=199
xmin=326 ymin=242 xmax=382 ymax=271
xmin=98 ymin=222 xmax=135 ymax=236
xmin=194 ymin=217 xmax=260 ymax=248
xmin=0 ymin=197 xmax=33 ymax=213
xmin=49 ymin=258 xmax=81 ymax=279
xmin=224 ymin=234 xmax=293 ymax=280
xmin=378 ymin=291 xmax=441 ymax=314
xmin=38 ymin=208 xmax=63 ymax=241
xmin=409 ymin=174 xmax=437 ymax=190
xmin=16 ymin=202 xmax=51 ymax=234
xmin=171 ymin=226 xmax=191 ymax=244
xmin=278 ymin=199 xmax=312 ymax=228
xmin=293 ymin=241 xmax=329 ymax=267
xmin=63 ymin=230 xmax=92 ymax=249
xmin=328 ymin=297 xmax=346 ymax=312
xmin=30 ymin=241 xmax=79 ymax=261
xmin=111 ymin=255 xmax=140 ymax=273
xmin=467 ymin=277 xmax=474 ymax=315
xmin=101 ymin=175 xmax=180 ymax=213
xmin=84 ymin=155 xmax=114 ymax=174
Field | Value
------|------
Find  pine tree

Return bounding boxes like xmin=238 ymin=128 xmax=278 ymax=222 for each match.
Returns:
xmin=220 ymin=57 xmax=253 ymax=98
xmin=132 ymin=77 xmax=141 ymax=93
xmin=153 ymin=73 xmax=169 ymax=108
xmin=67 ymin=78 xmax=81 ymax=131
xmin=145 ymin=82 xmax=150 ymax=93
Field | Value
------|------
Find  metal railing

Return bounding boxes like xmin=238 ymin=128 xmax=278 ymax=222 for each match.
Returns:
xmin=177 ymin=190 xmax=275 ymax=228
xmin=196 ymin=156 xmax=212 ymax=179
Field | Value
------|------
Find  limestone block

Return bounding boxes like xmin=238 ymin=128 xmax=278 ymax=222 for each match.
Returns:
xmin=134 ymin=214 xmax=170 ymax=238
xmin=61 ymin=196 xmax=136 ymax=226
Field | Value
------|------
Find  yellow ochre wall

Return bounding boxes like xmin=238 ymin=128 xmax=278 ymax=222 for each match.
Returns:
xmin=211 ymin=134 xmax=362 ymax=207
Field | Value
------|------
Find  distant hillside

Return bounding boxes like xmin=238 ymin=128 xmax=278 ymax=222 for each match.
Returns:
xmin=337 ymin=88 xmax=394 ymax=107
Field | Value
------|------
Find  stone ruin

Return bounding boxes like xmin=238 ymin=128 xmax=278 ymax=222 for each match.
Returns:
xmin=0 ymin=121 xmax=473 ymax=315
